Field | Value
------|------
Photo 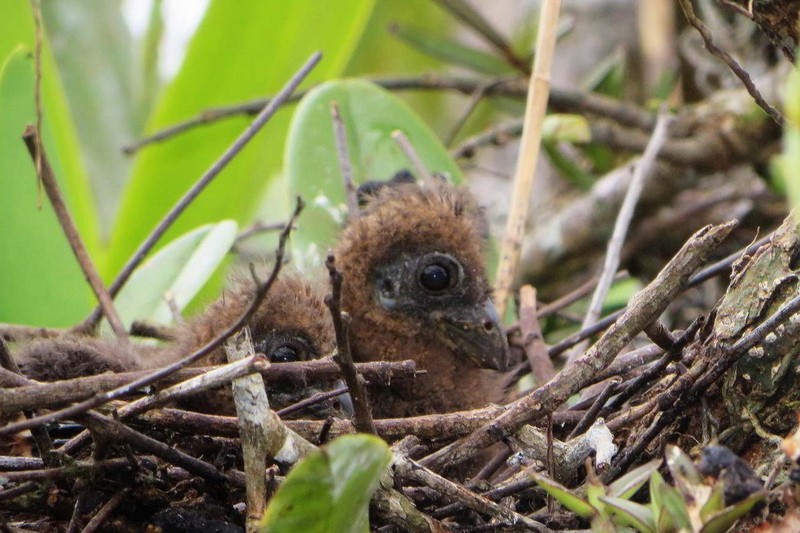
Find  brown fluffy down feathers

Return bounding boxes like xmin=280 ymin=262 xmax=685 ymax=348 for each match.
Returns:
xmin=335 ymin=180 xmax=507 ymax=417
xmin=14 ymin=275 xmax=337 ymax=416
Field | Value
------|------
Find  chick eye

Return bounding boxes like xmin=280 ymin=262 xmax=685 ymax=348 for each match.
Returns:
xmin=419 ymin=263 xmax=450 ymax=292
xmin=271 ymin=345 xmax=300 ymax=363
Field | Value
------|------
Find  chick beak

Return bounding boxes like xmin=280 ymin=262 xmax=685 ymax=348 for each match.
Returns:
xmin=434 ymin=299 xmax=509 ymax=371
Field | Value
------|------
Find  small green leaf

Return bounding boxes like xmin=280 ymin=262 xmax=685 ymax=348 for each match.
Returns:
xmin=655 ymin=479 xmax=692 ymax=531
xmin=542 ymin=114 xmax=591 ymax=144
xmin=286 ymin=79 xmax=464 ymax=269
xmin=542 ymin=141 xmax=595 ymax=190
xmin=107 ymin=221 xmax=238 ymax=331
xmin=700 ymin=482 xmax=726 ymax=522
xmin=260 ymin=434 xmax=392 ymax=533
xmin=600 ymin=496 xmax=657 ymax=533
xmin=608 ymin=459 xmax=662 ymax=500
xmin=700 ymin=490 xmax=766 ymax=533
xmin=582 ymin=46 xmax=626 ymax=99
xmin=529 ymin=472 xmax=595 ymax=519
xmin=389 ymin=23 xmax=512 ymax=75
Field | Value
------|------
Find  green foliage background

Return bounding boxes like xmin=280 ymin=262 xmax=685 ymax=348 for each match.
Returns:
xmin=0 ymin=0 xmax=491 ymax=327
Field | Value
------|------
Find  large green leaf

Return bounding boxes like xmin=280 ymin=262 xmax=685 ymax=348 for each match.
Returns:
xmin=0 ymin=43 xmax=97 ymax=326
xmin=42 ymin=0 xmax=140 ymax=231
xmin=285 ymin=79 xmax=465 ymax=269
xmin=107 ymin=0 xmax=377 ymax=282
xmin=260 ymin=434 xmax=391 ymax=533
xmin=104 ymin=220 xmax=238 ymax=333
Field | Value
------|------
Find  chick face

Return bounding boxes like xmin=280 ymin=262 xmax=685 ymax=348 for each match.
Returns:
xmin=337 ymin=179 xmax=509 ymax=372
xmin=373 ymin=250 xmax=508 ymax=371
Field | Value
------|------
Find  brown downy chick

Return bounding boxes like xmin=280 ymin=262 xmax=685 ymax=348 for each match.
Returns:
xmin=335 ymin=179 xmax=510 ymax=417
xmin=15 ymin=276 xmax=341 ymax=418
xmin=165 ymin=274 xmax=339 ymax=416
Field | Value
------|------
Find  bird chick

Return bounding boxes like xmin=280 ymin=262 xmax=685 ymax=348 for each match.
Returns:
xmin=15 ymin=275 xmax=341 ymax=418
xmin=335 ymin=178 xmax=509 ymax=417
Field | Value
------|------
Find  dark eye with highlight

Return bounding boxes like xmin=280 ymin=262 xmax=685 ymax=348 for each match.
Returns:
xmin=270 ymin=345 xmax=300 ymax=363
xmin=419 ymin=263 xmax=451 ymax=292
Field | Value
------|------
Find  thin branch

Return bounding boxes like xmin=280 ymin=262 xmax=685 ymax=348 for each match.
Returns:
xmin=57 ymin=355 xmax=269 ymax=456
xmin=390 ymin=130 xmax=435 ymax=185
xmin=331 ymin=102 xmax=359 ymax=222
xmin=79 ymin=51 xmax=322 ymax=332
xmin=22 ymin=126 xmax=128 ymax=339
xmin=80 ymin=489 xmax=129 ymax=533
xmin=325 ymin=255 xmax=376 ymax=434
xmin=567 ymin=110 xmax=673 ymax=364
xmin=123 ymin=75 xmax=655 ymax=152
xmin=0 ymin=199 xmax=304 ymax=438
xmin=29 ymin=0 xmax=43 ymax=204
xmin=494 ymin=0 xmax=563 ymax=318
xmin=0 ymin=358 xmax=418 ymax=417
xmin=276 ymin=385 xmax=349 ymax=418
xmin=518 ymin=285 xmax=555 ymax=385
xmin=678 ymin=0 xmax=783 ymax=126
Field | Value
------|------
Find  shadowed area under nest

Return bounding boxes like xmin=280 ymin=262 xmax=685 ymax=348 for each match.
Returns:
xmin=336 ymin=177 xmax=512 ymax=418
xmin=14 ymin=275 xmax=344 ymax=418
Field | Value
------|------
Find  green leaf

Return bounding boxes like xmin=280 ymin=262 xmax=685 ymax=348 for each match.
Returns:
xmin=528 ymin=472 xmax=595 ymax=519
xmin=260 ymin=434 xmax=392 ymax=533
xmin=42 ymin=0 xmax=139 ymax=231
xmin=286 ymin=79 xmax=464 ymax=269
xmin=542 ymin=141 xmax=595 ymax=190
xmin=107 ymin=0 xmax=377 ymax=286
xmin=582 ymin=46 xmax=626 ymax=99
xmin=600 ymin=496 xmax=656 ymax=533
xmin=389 ymin=23 xmax=512 ymax=75
xmin=654 ymin=476 xmax=692 ymax=531
xmin=106 ymin=221 xmax=238 ymax=332
xmin=700 ymin=491 xmax=766 ymax=533
xmin=542 ymin=114 xmax=592 ymax=144
xmin=608 ymin=459 xmax=662 ymax=500
xmin=0 ymin=44 xmax=98 ymax=326
xmin=700 ymin=482 xmax=726 ymax=522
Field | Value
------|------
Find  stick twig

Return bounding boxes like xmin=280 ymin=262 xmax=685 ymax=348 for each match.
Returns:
xmin=225 ymin=329 xmax=269 ymax=531
xmin=330 ymin=102 xmax=359 ymax=222
xmin=518 ymin=285 xmax=555 ymax=385
xmin=390 ymin=130 xmax=435 ymax=185
xmin=22 ymin=127 xmax=128 ymax=339
xmin=325 ymin=255 xmax=376 ymax=434
xmin=0 ymin=199 xmax=304 ymax=438
xmin=494 ymin=0 xmax=562 ymax=318
xmin=677 ymin=0 xmax=783 ymax=126
xmin=80 ymin=51 xmax=322 ymax=332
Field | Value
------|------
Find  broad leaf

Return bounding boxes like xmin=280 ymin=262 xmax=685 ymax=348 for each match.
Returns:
xmin=0 ymin=44 xmax=97 ymax=326
xmin=286 ymin=79 xmax=464 ymax=270
xmin=107 ymin=221 xmax=237 ymax=331
xmin=107 ymin=0 xmax=378 ymax=286
xmin=260 ymin=434 xmax=392 ymax=533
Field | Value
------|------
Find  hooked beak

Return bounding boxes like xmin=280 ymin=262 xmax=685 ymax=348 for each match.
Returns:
xmin=433 ymin=299 xmax=509 ymax=371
